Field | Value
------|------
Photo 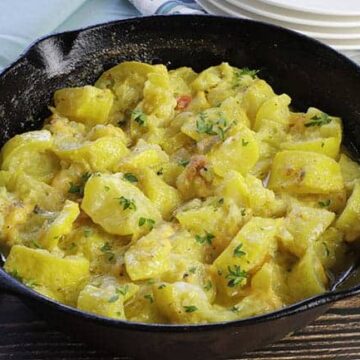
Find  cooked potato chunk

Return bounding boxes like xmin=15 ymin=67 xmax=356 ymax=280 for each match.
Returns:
xmin=214 ymin=217 xmax=280 ymax=297
xmin=54 ymin=86 xmax=113 ymax=126
xmin=287 ymin=248 xmax=327 ymax=302
xmin=39 ymin=200 xmax=80 ymax=250
xmin=208 ymin=127 xmax=259 ymax=176
xmin=269 ymin=150 xmax=344 ymax=194
xmin=78 ymin=281 xmax=138 ymax=320
xmin=336 ymin=181 xmax=360 ymax=241
xmin=81 ymin=173 xmax=161 ymax=236
xmin=280 ymin=202 xmax=335 ymax=257
xmin=5 ymin=245 xmax=89 ymax=304
xmin=125 ymin=224 xmax=173 ymax=281
xmin=55 ymin=137 xmax=129 ymax=172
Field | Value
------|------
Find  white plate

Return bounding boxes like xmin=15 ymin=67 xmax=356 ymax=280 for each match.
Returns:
xmin=196 ymin=0 xmax=233 ymax=16
xmin=227 ymin=0 xmax=360 ymax=28
xmin=257 ymin=0 xmax=360 ymax=16
xmin=200 ymin=0 xmax=360 ymax=49
xmin=207 ymin=0 xmax=360 ymax=40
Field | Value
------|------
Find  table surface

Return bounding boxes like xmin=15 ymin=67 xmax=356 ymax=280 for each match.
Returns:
xmin=0 ymin=294 xmax=359 ymax=360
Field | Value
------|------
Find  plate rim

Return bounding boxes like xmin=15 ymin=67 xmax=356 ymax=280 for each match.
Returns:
xmin=256 ymin=0 xmax=360 ymax=17
xmin=205 ymin=0 xmax=360 ymax=43
xmin=226 ymin=0 xmax=360 ymax=28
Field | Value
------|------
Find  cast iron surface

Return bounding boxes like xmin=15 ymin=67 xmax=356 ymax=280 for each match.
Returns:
xmin=1 ymin=15 xmax=360 ymax=359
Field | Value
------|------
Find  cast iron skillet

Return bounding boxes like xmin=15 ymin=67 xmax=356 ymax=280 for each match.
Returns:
xmin=1 ymin=15 xmax=360 ymax=360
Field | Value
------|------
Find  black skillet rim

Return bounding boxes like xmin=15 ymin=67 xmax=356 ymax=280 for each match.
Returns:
xmin=1 ymin=14 xmax=360 ymax=332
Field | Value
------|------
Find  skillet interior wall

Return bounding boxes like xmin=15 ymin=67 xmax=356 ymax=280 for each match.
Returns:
xmin=0 ymin=15 xmax=360 ymax=158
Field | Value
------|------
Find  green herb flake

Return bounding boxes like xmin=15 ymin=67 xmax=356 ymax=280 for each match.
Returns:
xmin=178 ymin=159 xmax=190 ymax=167
xmin=231 ymin=305 xmax=240 ymax=313
xmin=156 ymin=168 xmax=164 ymax=176
xmin=30 ymin=240 xmax=41 ymax=249
xmin=318 ymin=199 xmax=331 ymax=208
xmin=116 ymin=285 xmax=129 ymax=296
xmin=144 ymin=294 xmax=154 ymax=304
xmin=108 ymin=294 xmax=120 ymax=303
xmin=100 ymin=242 xmax=112 ymax=252
xmin=226 ymin=265 xmax=247 ymax=288
xmin=241 ymin=138 xmax=249 ymax=146
xmin=189 ymin=266 xmax=197 ymax=274
xmin=158 ymin=284 xmax=166 ymax=290
xmin=240 ymin=208 xmax=246 ymax=216
xmin=123 ymin=173 xmax=138 ymax=183
xmin=68 ymin=182 xmax=81 ymax=194
xmin=233 ymin=68 xmax=259 ymax=88
xmin=117 ymin=196 xmax=137 ymax=211
xmin=84 ymin=229 xmax=92 ymax=238
xmin=196 ymin=112 xmax=232 ymax=141
xmin=195 ymin=231 xmax=215 ymax=245
xmin=183 ymin=305 xmax=198 ymax=313
xmin=100 ymin=242 xmax=116 ymax=263
xmin=304 ymin=112 xmax=332 ymax=127
xmin=132 ymin=109 xmax=147 ymax=126
xmin=138 ymin=217 xmax=155 ymax=229
xmin=204 ymin=281 xmax=213 ymax=291
xmin=233 ymin=243 xmax=246 ymax=258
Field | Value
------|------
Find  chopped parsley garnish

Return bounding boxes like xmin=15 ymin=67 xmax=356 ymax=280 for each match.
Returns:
xmin=123 ymin=173 xmax=138 ymax=183
xmin=233 ymin=243 xmax=246 ymax=258
xmin=226 ymin=265 xmax=247 ymax=288
xmin=204 ymin=281 xmax=213 ymax=291
xmin=108 ymin=295 xmax=119 ymax=303
xmin=68 ymin=172 xmax=91 ymax=196
xmin=158 ymin=284 xmax=166 ymax=290
xmin=108 ymin=285 xmax=129 ymax=302
xmin=178 ymin=159 xmax=190 ymax=167
xmin=196 ymin=112 xmax=232 ymax=141
xmin=241 ymin=138 xmax=249 ymax=146
xmin=240 ymin=208 xmax=246 ymax=216
xmin=183 ymin=305 xmax=198 ymax=313
xmin=189 ymin=266 xmax=197 ymax=274
xmin=233 ymin=68 xmax=259 ymax=88
xmin=30 ymin=240 xmax=41 ymax=249
xmin=195 ymin=231 xmax=215 ymax=245
xmin=231 ymin=305 xmax=240 ymax=313
xmin=132 ymin=109 xmax=147 ymax=126
xmin=318 ymin=199 xmax=331 ymax=208
xmin=144 ymin=294 xmax=154 ymax=304
xmin=68 ymin=242 xmax=77 ymax=251
xmin=117 ymin=196 xmax=137 ymax=211
xmin=100 ymin=242 xmax=116 ymax=264
xmin=68 ymin=182 xmax=81 ymax=194
xmin=117 ymin=285 xmax=129 ymax=296
xmin=100 ymin=242 xmax=112 ymax=252
xmin=84 ymin=229 xmax=92 ymax=238
xmin=304 ymin=112 xmax=331 ymax=127
xmin=138 ymin=217 xmax=155 ymax=229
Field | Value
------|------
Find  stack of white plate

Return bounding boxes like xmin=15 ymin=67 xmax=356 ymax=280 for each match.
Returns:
xmin=196 ymin=0 xmax=360 ymax=60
